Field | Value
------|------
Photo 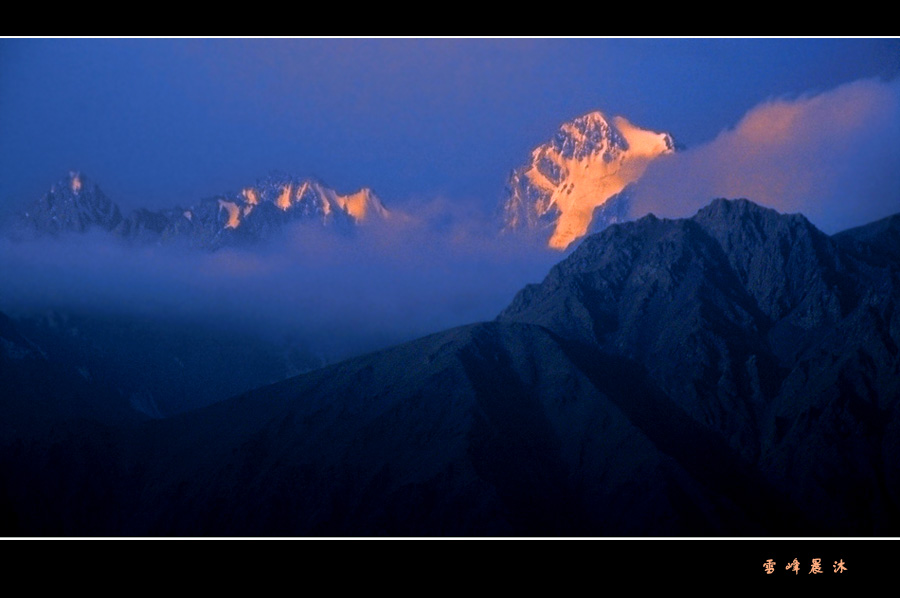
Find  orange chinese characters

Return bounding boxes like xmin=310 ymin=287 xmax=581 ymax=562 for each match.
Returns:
xmin=834 ymin=559 xmax=847 ymax=574
xmin=764 ymin=559 xmax=776 ymax=574
xmin=810 ymin=558 xmax=823 ymax=574
xmin=785 ymin=559 xmax=800 ymax=574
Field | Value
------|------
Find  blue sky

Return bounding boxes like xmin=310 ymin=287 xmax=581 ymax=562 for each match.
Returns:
xmin=1 ymin=37 xmax=899 ymax=356
xmin=2 ymin=38 xmax=898 ymax=215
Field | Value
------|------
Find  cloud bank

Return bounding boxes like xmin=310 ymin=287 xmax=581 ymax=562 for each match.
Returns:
xmin=0 ymin=200 xmax=557 ymax=362
xmin=3 ymin=77 xmax=899 ymax=364
xmin=628 ymin=78 xmax=900 ymax=233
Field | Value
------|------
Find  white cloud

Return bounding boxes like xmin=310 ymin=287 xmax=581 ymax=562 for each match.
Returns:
xmin=628 ymin=78 xmax=900 ymax=233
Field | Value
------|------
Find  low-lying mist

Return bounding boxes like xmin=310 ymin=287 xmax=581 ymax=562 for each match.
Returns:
xmin=0 ymin=199 xmax=558 ymax=364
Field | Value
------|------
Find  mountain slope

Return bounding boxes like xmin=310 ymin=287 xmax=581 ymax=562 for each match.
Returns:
xmin=18 ymin=172 xmax=123 ymax=235
xmin=0 ymin=310 xmax=143 ymax=434
xmin=2 ymin=198 xmax=898 ymax=536
xmin=12 ymin=171 xmax=391 ymax=249
xmin=833 ymin=213 xmax=900 ymax=266
xmin=3 ymin=321 xmax=809 ymax=536
xmin=502 ymin=111 xmax=674 ymax=250
xmin=500 ymin=198 xmax=900 ymax=532
xmin=9 ymin=311 xmax=323 ymax=417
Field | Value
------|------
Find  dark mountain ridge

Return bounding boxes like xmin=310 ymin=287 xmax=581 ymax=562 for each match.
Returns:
xmin=500 ymin=198 xmax=900 ymax=532
xmin=1 ymin=198 xmax=898 ymax=535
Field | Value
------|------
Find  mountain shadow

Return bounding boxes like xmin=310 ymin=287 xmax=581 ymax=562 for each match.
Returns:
xmin=2 ymin=198 xmax=898 ymax=536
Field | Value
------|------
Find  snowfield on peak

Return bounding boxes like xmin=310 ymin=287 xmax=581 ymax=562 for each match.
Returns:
xmin=13 ymin=171 xmax=391 ymax=250
xmin=503 ymin=111 xmax=675 ymax=250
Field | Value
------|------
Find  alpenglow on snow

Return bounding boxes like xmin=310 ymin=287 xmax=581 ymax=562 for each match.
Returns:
xmin=502 ymin=111 xmax=675 ymax=250
xmin=14 ymin=171 xmax=390 ymax=249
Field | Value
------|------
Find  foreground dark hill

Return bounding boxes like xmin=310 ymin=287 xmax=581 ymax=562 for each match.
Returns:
xmin=0 ymin=321 xmax=810 ymax=536
xmin=126 ymin=322 xmax=813 ymax=535
xmin=1 ymin=199 xmax=898 ymax=535
xmin=500 ymin=199 xmax=900 ymax=532
xmin=7 ymin=311 xmax=321 ymax=417
xmin=0 ymin=311 xmax=143 ymax=434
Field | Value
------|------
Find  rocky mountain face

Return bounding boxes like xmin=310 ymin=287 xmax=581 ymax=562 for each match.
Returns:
xmin=122 ymin=321 xmax=807 ymax=536
xmin=500 ymin=198 xmax=900 ymax=532
xmin=19 ymin=173 xmax=124 ymax=235
xmin=2 ymin=198 xmax=898 ymax=536
xmin=502 ymin=111 xmax=675 ymax=250
xmin=13 ymin=171 xmax=390 ymax=249
xmin=1 ymin=316 xmax=806 ymax=536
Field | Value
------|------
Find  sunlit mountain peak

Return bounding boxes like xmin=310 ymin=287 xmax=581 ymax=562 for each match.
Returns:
xmin=503 ymin=111 xmax=675 ymax=250
xmin=16 ymin=172 xmax=391 ymax=249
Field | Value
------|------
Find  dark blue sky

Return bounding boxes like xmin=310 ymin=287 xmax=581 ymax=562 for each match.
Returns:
xmin=2 ymin=38 xmax=899 ymax=214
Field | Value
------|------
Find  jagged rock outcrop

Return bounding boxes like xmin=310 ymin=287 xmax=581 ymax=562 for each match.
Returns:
xmin=502 ymin=111 xmax=674 ymax=249
xmin=12 ymin=171 xmax=390 ymax=249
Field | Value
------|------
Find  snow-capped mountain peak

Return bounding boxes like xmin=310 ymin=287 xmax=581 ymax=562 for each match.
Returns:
xmin=332 ymin=188 xmax=388 ymax=222
xmin=212 ymin=176 xmax=389 ymax=231
xmin=70 ymin=171 xmax=83 ymax=194
xmin=503 ymin=111 xmax=675 ymax=250
xmin=14 ymin=172 xmax=390 ymax=249
xmin=20 ymin=171 xmax=123 ymax=235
